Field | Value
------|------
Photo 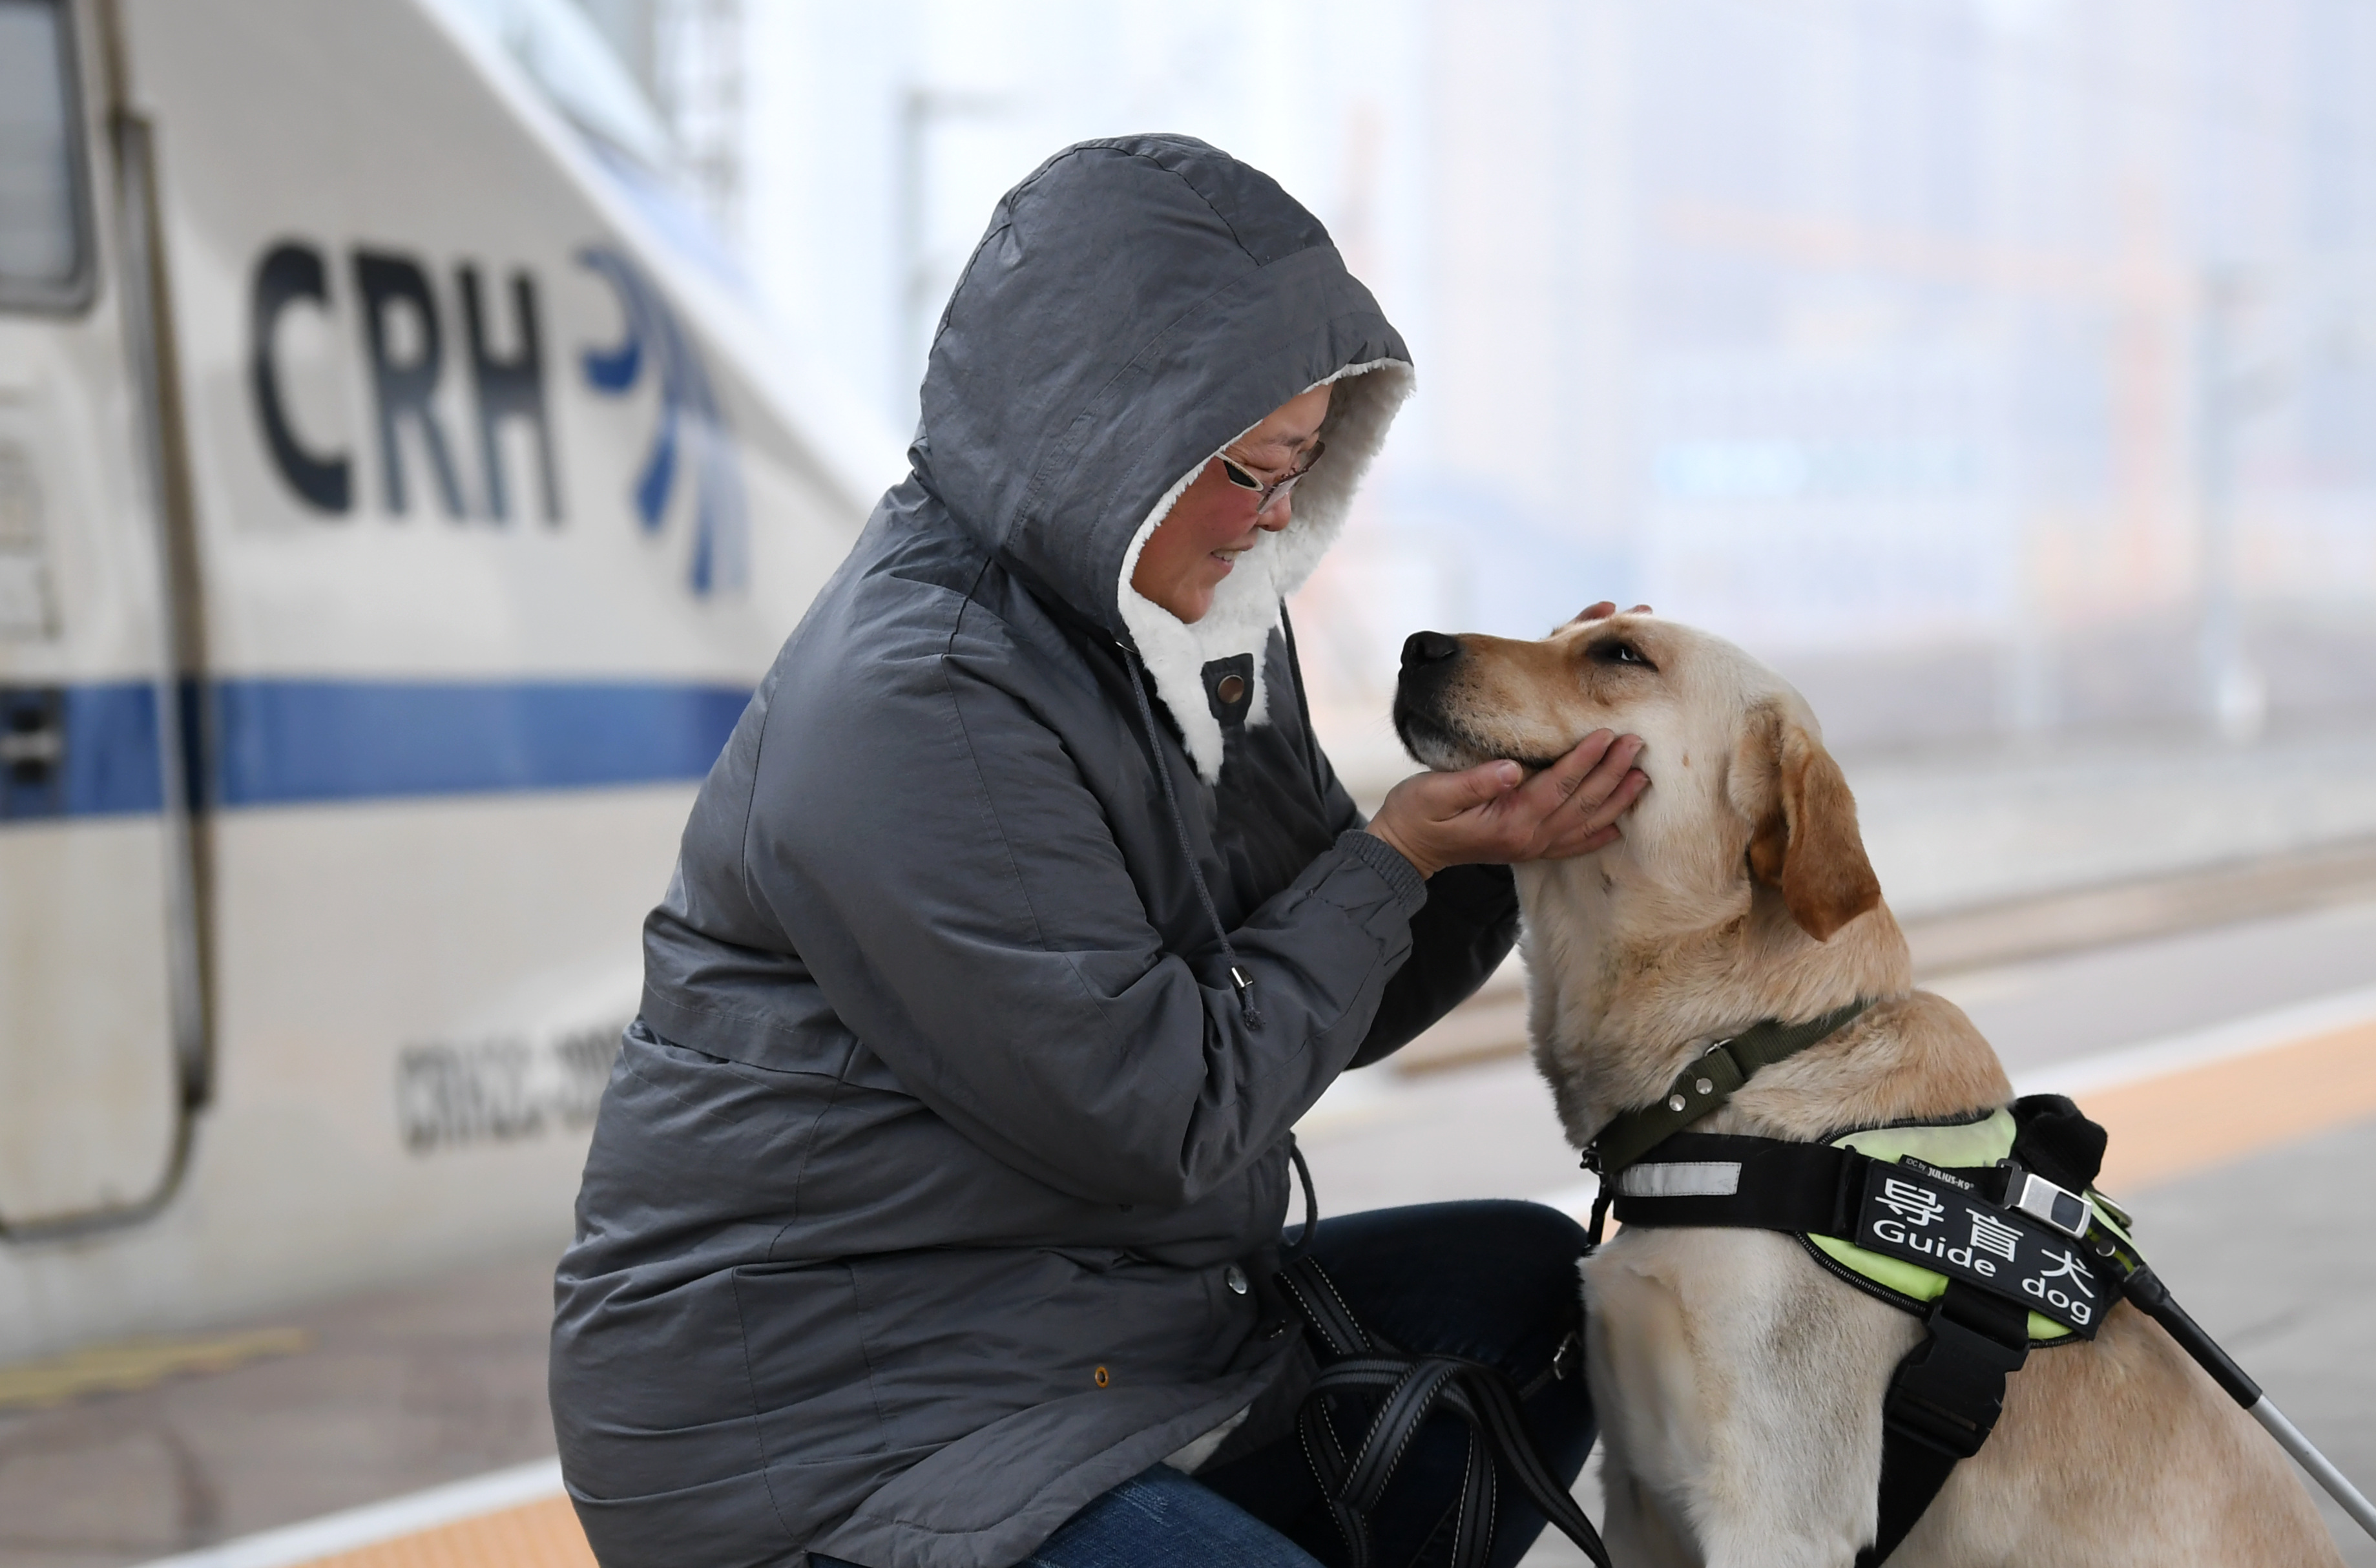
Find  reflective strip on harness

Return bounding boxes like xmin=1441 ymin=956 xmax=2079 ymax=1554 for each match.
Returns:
xmin=1614 ymin=1161 xmax=1741 ymax=1198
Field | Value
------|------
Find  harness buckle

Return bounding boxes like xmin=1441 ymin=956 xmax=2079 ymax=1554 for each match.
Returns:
xmin=2007 ymin=1167 xmax=2094 ymax=1239
xmin=1882 ymin=1289 xmax=2029 ymax=1460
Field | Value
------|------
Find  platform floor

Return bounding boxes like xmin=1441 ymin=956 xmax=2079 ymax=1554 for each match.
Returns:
xmin=5 ymin=895 xmax=2374 ymax=1568
xmin=0 ymin=1249 xmax=563 ymax=1568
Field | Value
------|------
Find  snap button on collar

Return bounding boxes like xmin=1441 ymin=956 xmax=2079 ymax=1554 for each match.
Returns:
xmin=1226 ymin=1264 xmax=1249 ymax=1295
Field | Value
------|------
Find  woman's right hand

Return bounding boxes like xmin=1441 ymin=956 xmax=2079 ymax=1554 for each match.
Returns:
xmin=1365 ymin=729 xmax=1649 ymax=880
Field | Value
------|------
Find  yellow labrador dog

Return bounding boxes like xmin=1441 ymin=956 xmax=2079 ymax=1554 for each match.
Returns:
xmin=1393 ymin=611 xmax=2340 ymax=1567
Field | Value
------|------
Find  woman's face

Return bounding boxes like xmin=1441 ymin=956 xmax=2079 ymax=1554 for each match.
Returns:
xmin=1130 ymin=384 xmax=1333 ymax=623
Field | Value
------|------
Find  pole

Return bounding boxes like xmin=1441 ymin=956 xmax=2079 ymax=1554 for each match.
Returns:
xmin=2194 ymin=268 xmax=2266 ymax=741
xmin=893 ymin=87 xmax=1005 ymax=425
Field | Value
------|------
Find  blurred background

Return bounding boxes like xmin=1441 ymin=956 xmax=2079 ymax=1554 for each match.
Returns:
xmin=3 ymin=2 xmax=2373 ymax=1564
xmin=577 ymin=0 xmax=2376 ymax=765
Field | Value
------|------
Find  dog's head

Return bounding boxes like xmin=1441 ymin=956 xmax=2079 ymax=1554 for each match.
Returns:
xmin=1393 ymin=610 xmax=1881 ymax=942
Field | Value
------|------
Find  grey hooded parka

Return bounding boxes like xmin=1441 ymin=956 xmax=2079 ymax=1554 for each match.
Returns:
xmin=551 ymin=135 xmax=1520 ymax=1568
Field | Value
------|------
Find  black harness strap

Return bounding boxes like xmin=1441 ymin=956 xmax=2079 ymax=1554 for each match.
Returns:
xmin=1851 ymin=1282 xmax=2030 ymax=1565
xmin=1605 ymin=1132 xmax=1862 ymax=1235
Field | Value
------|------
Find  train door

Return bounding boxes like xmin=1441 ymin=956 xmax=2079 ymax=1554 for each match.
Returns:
xmin=0 ymin=0 xmax=202 ymax=1237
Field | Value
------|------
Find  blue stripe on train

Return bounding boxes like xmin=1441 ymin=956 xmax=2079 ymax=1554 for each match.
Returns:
xmin=0 ymin=682 xmax=165 ymax=820
xmin=0 ymin=678 xmax=751 ymax=822
xmin=210 ymin=679 xmax=753 ymax=806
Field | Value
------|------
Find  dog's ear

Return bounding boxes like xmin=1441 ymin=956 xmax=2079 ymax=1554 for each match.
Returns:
xmin=1744 ymin=708 xmax=1881 ymax=941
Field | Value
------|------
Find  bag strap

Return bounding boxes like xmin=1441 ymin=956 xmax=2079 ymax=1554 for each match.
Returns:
xmin=1277 ymin=1254 xmax=1612 ymax=1568
xmin=1282 ymin=1135 xmax=1322 ymax=1264
xmin=1297 ymin=1354 xmax=1497 ymax=1568
xmin=1278 ymin=1250 xmax=1373 ymax=1359
xmin=1452 ymin=1354 xmax=1608 ymax=1567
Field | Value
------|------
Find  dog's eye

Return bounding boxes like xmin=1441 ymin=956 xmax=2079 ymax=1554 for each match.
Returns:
xmin=1590 ymin=640 xmax=1658 ymax=671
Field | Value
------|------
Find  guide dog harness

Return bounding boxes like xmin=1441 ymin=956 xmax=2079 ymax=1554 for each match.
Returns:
xmin=1582 ymin=1001 xmax=2131 ymax=1567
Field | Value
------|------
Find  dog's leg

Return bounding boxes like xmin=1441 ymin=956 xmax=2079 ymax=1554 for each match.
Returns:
xmin=1585 ymin=1244 xmax=1707 ymax=1567
xmin=1590 ymin=1233 xmax=1922 ymax=1568
xmin=1695 ymin=1240 xmax=1920 ymax=1568
xmin=1601 ymin=1453 xmax=1704 ymax=1568
xmin=1602 ymin=1458 xmax=1700 ymax=1568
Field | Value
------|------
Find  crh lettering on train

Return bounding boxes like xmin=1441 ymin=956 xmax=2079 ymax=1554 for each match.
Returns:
xmin=251 ymin=242 xmax=559 ymax=523
xmin=247 ymin=241 xmax=747 ymax=594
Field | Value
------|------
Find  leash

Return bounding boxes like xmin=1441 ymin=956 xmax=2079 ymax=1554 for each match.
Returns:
xmin=1275 ymin=1144 xmax=1611 ymax=1568
xmin=1589 ymin=1005 xmax=2376 ymax=1559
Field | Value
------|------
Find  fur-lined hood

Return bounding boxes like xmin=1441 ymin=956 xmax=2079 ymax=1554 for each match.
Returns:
xmin=911 ymin=134 xmax=1413 ymax=779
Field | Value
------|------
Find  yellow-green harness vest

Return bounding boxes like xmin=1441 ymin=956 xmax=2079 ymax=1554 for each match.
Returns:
xmin=1803 ymin=1109 xmax=2129 ymax=1346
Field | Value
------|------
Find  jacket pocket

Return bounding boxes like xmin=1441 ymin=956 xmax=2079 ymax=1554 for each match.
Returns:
xmin=730 ymin=1260 xmax=890 ymax=1461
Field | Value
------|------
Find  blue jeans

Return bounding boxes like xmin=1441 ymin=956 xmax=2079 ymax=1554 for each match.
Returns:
xmin=820 ymin=1200 xmax=1596 ymax=1568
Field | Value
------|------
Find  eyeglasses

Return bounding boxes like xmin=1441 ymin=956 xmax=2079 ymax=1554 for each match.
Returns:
xmin=1218 ymin=441 xmax=1324 ymax=514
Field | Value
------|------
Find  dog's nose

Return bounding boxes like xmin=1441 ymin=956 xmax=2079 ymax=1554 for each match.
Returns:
xmin=1402 ymin=631 xmax=1461 ymax=671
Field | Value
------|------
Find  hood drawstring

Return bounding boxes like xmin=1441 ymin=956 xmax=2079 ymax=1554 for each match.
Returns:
xmin=1282 ymin=1133 xmax=1319 ymax=1259
xmin=1122 ymin=643 xmax=1266 ymax=1030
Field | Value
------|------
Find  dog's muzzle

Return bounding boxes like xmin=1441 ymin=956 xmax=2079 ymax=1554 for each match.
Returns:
xmin=1393 ymin=632 xmax=1559 ymax=772
xmin=1393 ymin=630 xmax=1474 ymax=769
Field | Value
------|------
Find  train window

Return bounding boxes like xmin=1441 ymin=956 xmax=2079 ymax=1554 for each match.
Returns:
xmin=0 ymin=0 xmax=94 ymax=313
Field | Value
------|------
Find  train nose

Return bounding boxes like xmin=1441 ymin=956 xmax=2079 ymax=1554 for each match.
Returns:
xmin=1401 ymin=630 xmax=1462 ymax=671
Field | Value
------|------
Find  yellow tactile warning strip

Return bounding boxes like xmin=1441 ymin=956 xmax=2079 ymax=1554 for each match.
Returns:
xmin=2092 ymin=1018 xmax=2376 ymax=1193
xmin=290 ymin=1494 xmax=594 ymax=1568
xmin=0 ymin=1326 xmax=310 ymax=1410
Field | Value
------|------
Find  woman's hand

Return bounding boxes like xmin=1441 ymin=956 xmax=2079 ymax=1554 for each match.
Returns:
xmin=1366 ymin=731 xmax=1649 ymax=880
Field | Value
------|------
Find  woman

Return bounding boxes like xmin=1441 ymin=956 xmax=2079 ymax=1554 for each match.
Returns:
xmin=551 ymin=134 xmax=1647 ymax=1568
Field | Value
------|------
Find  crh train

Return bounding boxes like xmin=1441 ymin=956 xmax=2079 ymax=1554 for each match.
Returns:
xmin=0 ymin=0 xmax=883 ymax=1359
